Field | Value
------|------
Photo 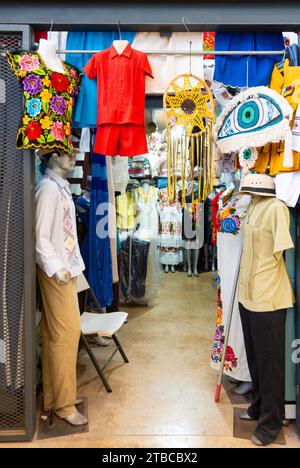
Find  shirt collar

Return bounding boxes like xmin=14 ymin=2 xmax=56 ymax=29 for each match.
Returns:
xmin=109 ymin=43 xmax=132 ymax=59
xmin=45 ymin=168 xmax=70 ymax=192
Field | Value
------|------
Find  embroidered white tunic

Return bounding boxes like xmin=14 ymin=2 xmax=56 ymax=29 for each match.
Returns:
xmin=36 ymin=168 xmax=85 ymax=278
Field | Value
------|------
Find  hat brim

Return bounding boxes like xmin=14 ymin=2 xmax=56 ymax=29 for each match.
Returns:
xmin=36 ymin=147 xmax=81 ymax=158
xmin=237 ymin=187 xmax=276 ymax=197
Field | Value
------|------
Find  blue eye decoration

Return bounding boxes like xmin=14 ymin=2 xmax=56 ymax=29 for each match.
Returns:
xmin=218 ymin=95 xmax=283 ymax=139
xmin=215 ymin=86 xmax=294 ymax=170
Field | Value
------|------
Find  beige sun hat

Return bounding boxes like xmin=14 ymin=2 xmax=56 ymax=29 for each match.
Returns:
xmin=36 ymin=147 xmax=81 ymax=158
xmin=238 ymin=173 xmax=276 ymax=197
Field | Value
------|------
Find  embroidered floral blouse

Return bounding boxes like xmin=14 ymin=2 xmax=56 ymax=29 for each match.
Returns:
xmin=6 ymin=51 xmax=82 ymax=154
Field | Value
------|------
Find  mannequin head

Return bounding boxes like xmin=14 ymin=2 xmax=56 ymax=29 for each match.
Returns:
xmin=39 ymin=150 xmax=77 ymax=178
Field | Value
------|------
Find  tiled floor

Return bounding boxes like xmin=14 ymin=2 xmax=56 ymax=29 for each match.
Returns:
xmin=1 ymin=272 xmax=300 ymax=448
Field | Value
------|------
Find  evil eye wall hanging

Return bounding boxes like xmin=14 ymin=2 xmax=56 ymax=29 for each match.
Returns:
xmin=214 ymin=86 xmax=294 ymax=170
xmin=238 ymin=147 xmax=258 ymax=173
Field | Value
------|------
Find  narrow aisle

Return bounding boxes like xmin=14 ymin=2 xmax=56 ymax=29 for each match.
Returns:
xmin=4 ymin=272 xmax=299 ymax=448
xmin=74 ymin=272 xmax=236 ymax=446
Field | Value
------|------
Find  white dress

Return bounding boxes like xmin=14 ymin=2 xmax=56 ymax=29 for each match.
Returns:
xmin=158 ymin=189 xmax=183 ymax=266
xmin=134 ymin=185 xmax=159 ymax=242
xmin=210 ymin=194 xmax=251 ymax=382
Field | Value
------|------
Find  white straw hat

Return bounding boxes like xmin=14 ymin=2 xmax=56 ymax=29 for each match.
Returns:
xmin=238 ymin=173 xmax=276 ymax=197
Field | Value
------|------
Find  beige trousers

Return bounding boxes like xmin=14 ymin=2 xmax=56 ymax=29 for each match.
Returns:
xmin=37 ymin=267 xmax=81 ymax=418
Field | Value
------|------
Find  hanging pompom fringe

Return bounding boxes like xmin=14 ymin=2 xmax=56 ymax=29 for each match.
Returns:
xmin=164 ymin=74 xmax=215 ymax=206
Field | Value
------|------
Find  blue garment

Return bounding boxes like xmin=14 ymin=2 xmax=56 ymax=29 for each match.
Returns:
xmin=88 ymin=153 xmax=113 ymax=307
xmin=214 ymin=32 xmax=284 ymax=87
xmin=75 ymin=196 xmax=90 ymax=270
xmin=75 ymin=158 xmax=113 ymax=308
xmin=66 ymin=32 xmax=136 ymax=128
xmin=287 ymin=44 xmax=300 ymax=66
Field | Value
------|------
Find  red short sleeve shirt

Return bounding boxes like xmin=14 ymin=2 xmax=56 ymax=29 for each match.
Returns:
xmin=84 ymin=44 xmax=154 ymax=126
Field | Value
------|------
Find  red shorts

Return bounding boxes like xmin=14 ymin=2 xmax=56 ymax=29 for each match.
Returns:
xmin=94 ymin=124 xmax=148 ymax=157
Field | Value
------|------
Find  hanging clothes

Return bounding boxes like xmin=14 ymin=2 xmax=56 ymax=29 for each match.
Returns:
xmin=66 ymin=32 xmax=136 ymax=128
xmin=106 ymin=156 xmax=119 ymax=284
xmin=116 ymin=191 xmax=138 ymax=230
xmin=88 ymin=152 xmax=113 ymax=307
xmin=6 ymin=51 xmax=82 ymax=153
xmin=253 ymin=58 xmax=300 ymax=176
xmin=158 ymin=188 xmax=183 ymax=266
xmin=211 ymin=194 xmax=252 ymax=382
xmin=134 ymin=185 xmax=159 ymax=241
xmin=84 ymin=43 xmax=153 ymax=156
xmin=111 ymin=157 xmax=130 ymax=195
xmin=213 ymin=32 xmax=284 ymax=87
xmin=120 ymin=237 xmax=150 ymax=301
xmin=132 ymin=32 xmax=204 ymax=94
xmin=211 ymin=191 xmax=223 ymax=246
xmin=179 ymin=191 xmax=204 ymax=250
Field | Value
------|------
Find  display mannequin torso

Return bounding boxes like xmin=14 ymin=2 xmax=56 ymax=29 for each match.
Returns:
xmin=46 ymin=153 xmax=77 ymax=284
xmin=38 ymin=38 xmax=65 ymax=74
xmin=113 ymin=40 xmax=129 ymax=55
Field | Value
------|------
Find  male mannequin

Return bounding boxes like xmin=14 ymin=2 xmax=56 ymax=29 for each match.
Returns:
xmin=36 ymin=148 xmax=87 ymax=426
xmin=113 ymin=39 xmax=129 ymax=55
xmin=38 ymin=38 xmax=65 ymax=74
xmin=238 ymin=173 xmax=294 ymax=446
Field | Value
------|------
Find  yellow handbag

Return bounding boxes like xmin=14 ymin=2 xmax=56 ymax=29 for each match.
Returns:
xmin=253 ymin=59 xmax=300 ymax=175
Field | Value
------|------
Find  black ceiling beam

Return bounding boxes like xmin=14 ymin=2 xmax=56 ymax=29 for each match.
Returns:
xmin=1 ymin=2 xmax=300 ymax=32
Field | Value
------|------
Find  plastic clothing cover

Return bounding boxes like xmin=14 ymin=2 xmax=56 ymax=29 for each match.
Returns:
xmin=119 ymin=232 xmax=160 ymax=305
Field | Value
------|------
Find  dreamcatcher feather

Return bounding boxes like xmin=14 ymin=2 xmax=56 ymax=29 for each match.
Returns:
xmin=163 ymin=74 xmax=215 ymax=206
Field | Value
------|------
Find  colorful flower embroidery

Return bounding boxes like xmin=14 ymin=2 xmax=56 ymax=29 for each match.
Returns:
xmin=225 ymin=346 xmax=236 ymax=363
xmin=23 ymin=73 xmax=43 ymax=95
xmin=6 ymin=50 xmax=82 ymax=153
xmin=42 ymin=76 xmax=51 ymax=87
xmin=68 ymin=84 xmax=74 ymax=95
xmin=211 ymin=278 xmax=239 ymax=373
xmin=51 ymin=121 xmax=65 ymax=141
xmin=72 ymin=86 xmax=79 ymax=97
xmin=50 ymin=72 xmax=70 ymax=92
xmin=26 ymin=121 xmax=42 ymax=140
xmin=40 ymin=88 xmax=53 ymax=103
xmin=50 ymin=95 xmax=67 ymax=115
xmin=218 ymin=202 xmax=242 ymax=236
xmin=19 ymin=54 xmax=39 ymax=72
xmin=69 ymin=69 xmax=78 ymax=80
xmin=23 ymin=115 xmax=30 ymax=125
xmin=221 ymin=216 xmax=240 ymax=235
xmin=220 ymin=207 xmax=231 ymax=220
xmin=40 ymin=116 xmax=52 ymax=130
xmin=65 ymin=122 xmax=71 ymax=136
xmin=27 ymin=98 xmax=42 ymax=117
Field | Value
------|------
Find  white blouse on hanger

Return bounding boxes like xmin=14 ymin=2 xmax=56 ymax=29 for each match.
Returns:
xmin=132 ymin=32 xmax=204 ymax=94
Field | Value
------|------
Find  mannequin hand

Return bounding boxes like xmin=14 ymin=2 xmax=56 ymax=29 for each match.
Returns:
xmin=55 ymin=268 xmax=71 ymax=285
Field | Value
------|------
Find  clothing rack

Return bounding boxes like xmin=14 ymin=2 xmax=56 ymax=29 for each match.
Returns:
xmin=0 ymin=50 xmax=286 ymax=59
xmin=57 ymin=50 xmax=285 ymax=56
